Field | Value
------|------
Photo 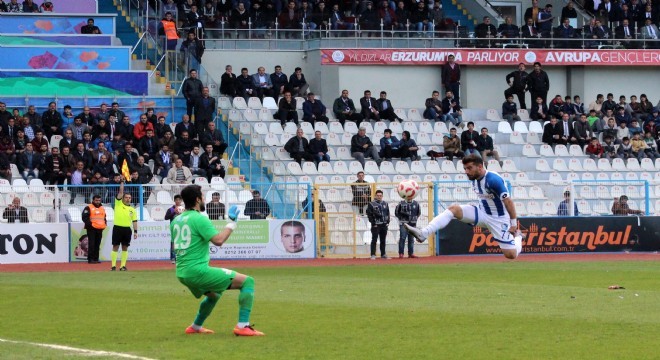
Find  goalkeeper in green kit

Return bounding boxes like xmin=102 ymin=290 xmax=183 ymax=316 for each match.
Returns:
xmin=172 ymin=185 xmax=264 ymax=336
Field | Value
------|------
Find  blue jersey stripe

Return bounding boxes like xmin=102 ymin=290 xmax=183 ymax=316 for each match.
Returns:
xmin=472 ymin=171 xmax=509 ymax=217
xmin=475 ymin=179 xmax=492 ymax=215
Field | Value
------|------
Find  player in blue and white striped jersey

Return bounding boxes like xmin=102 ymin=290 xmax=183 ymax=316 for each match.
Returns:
xmin=405 ymin=155 xmax=523 ymax=259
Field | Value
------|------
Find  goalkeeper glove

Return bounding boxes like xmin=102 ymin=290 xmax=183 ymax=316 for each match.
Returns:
xmin=228 ymin=205 xmax=240 ymax=222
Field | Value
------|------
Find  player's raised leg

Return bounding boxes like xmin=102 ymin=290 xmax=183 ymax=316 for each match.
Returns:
xmin=404 ymin=204 xmax=466 ymax=243
xmin=230 ymin=273 xmax=265 ymax=336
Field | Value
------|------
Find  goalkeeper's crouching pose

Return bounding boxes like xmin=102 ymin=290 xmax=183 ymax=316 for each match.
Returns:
xmin=171 ymin=185 xmax=265 ymax=336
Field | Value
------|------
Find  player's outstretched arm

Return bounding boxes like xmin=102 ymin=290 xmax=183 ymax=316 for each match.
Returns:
xmin=503 ymin=197 xmax=518 ymax=233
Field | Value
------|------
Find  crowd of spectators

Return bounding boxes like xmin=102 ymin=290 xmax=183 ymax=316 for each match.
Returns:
xmin=0 ymin=0 xmax=54 ymax=13
xmin=0 ymin=97 xmax=228 ymax=202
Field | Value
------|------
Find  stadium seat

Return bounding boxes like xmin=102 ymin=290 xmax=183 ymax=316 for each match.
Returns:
xmin=639 ymin=172 xmax=652 ymax=183
xmin=68 ymin=207 xmax=82 ymax=222
xmin=402 ymin=121 xmax=418 ymax=134
xmin=626 ymin=159 xmax=641 ymax=171
xmin=566 ymin=172 xmax=580 ymax=183
xmin=426 ymin=160 xmax=441 ymax=173
xmin=360 ymin=122 xmax=375 ymax=135
xmin=522 ymin=144 xmax=540 ymax=157
xmin=656 ymin=158 xmax=660 ymax=171
xmin=528 ymin=121 xmax=543 ymax=133
xmin=272 ymin=162 xmax=287 ymax=175
xmin=287 ymin=162 xmax=304 ymax=175
xmin=526 ymin=132 xmax=542 ymax=144
xmin=514 ymin=202 xmax=528 ymax=216
xmin=452 ymin=187 xmax=470 ymax=201
xmin=554 ymin=145 xmax=570 ymax=157
xmin=625 ymin=172 xmax=639 ymax=181
xmin=611 ymin=158 xmax=626 ymax=171
xmin=314 ymin=121 xmax=330 ymax=134
xmin=260 ymin=147 xmax=276 ymax=161
xmin=527 ymin=201 xmax=543 ymax=216
xmin=377 ymin=174 xmax=392 ymax=183
xmin=329 ymin=161 xmax=347 ymax=175
xmin=424 ymin=174 xmax=437 ymax=182
xmin=552 ymin=159 xmax=569 ymax=171
xmin=509 ymin=131 xmax=525 ymax=144
xmin=418 ymin=121 xmax=434 ymax=134
xmin=232 ymin=97 xmax=248 ymax=109
xmin=31 ymin=208 xmax=47 ymax=223
xmin=302 ymin=162 xmax=318 ymax=175
xmin=611 ymin=185 xmax=625 ymax=199
xmin=569 ymin=145 xmax=584 ymax=157
xmin=487 ymin=160 xmax=503 ymax=172
xmin=28 ymin=179 xmax=46 ymax=192
xmin=433 ymin=122 xmax=449 ymax=134
xmin=22 ymin=192 xmax=39 ymax=206
xmin=568 ymin=158 xmax=584 ymax=171
xmin=497 ymin=122 xmax=513 ymax=134
xmin=410 ymin=161 xmax=425 ymax=174
xmin=513 ymin=122 xmax=529 ymax=133
xmin=500 ymin=172 xmax=514 ymax=184
xmin=344 ymin=121 xmax=359 ymax=134
xmin=326 ymin=133 xmax=342 ymax=146
xmin=597 ymin=158 xmax=613 ymax=171
xmin=548 ymin=172 xmax=564 ymax=185
xmin=243 ymin=109 xmax=259 ymax=122
xmin=640 ymin=158 xmax=655 ymax=171
xmin=258 ymin=109 xmax=275 ymax=122
xmin=416 ymin=132 xmax=432 ymax=145
xmin=379 ymin=161 xmax=395 ymax=174
xmin=581 ymin=172 xmax=595 ymax=181
xmin=218 ymin=96 xmax=232 ymax=109
xmin=407 ymin=108 xmax=422 ymax=122
xmin=542 ymin=201 xmax=556 ymax=216
xmin=283 ymin=122 xmax=298 ymax=134
xmin=349 ymin=161 xmax=364 ymax=174
xmin=501 ymin=160 xmax=519 ymax=172
xmin=334 ymin=147 xmax=351 ymax=160
xmin=12 ymin=179 xmax=29 ymax=192
xmin=341 ymin=132 xmax=353 ymax=146
xmin=583 ymin=158 xmax=598 ymax=171
xmin=328 ymin=121 xmax=344 ymax=134
xmin=539 ymin=144 xmax=554 ymax=157
xmin=275 ymin=147 xmax=289 ymax=160
xmin=441 ymin=160 xmax=458 ymax=173
xmin=596 ymin=172 xmax=610 ymax=181
xmin=393 ymin=161 xmax=410 ymax=175
xmin=528 ymin=186 xmax=546 ymax=199
xmin=50 ymin=135 xmax=63 ymax=149
xmin=513 ymin=187 xmax=530 ymax=199
xmin=577 ymin=200 xmax=592 ymax=215
xmin=247 ymin=97 xmax=262 ymax=109
xmin=394 ymin=109 xmax=407 ymax=121
xmin=591 ymin=201 xmax=609 ymax=215
xmin=595 ymin=185 xmax=611 ymax=199
xmin=149 ymin=206 xmax=166 ymax=221
xmin=610 ymin=172 xmax=624 ymax=184
xmin=373 ymin=121 xmax=387 ymax=134
xmin=486 ymin=109 xmax=501 ymax=121
xmin=515 ymin=172 xmax=532 ymax=186
xmin=626 ymin=185 xmax=642 ymax=199
xmin=39 ymin=192 xmax=55 ymax=206
xmin=156 ymin=191 xmax=173 ymax=204
xmin=438 ymin=187 xmax=454 ymax=202
xmin=518 ymin=109 xmax=530 ymax=121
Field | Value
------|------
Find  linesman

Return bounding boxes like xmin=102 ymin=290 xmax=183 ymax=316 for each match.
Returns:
xmin=111 ymin=176 xmax=138 ymax=271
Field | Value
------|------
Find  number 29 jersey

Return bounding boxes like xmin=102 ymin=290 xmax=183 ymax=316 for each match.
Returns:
xmin=170 ymin=210 xmax=219 ymax=278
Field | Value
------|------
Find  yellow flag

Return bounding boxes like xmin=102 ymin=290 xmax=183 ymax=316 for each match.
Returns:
xmin=121 ymin=159 xmax=131 ymax=182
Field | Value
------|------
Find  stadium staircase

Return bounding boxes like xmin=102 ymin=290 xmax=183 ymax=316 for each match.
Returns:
xmin=443 ymin=0 xmax=477 ymax=31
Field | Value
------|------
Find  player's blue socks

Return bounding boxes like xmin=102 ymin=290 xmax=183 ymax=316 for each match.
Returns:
xmin=193 ymin=294 xmax=219 ymax=327
xmin=238 ymin=276 xmax=255 ymax=324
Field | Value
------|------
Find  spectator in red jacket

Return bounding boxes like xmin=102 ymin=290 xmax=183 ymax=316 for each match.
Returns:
xmin=132 ymin=114 xmax=154 ymax=141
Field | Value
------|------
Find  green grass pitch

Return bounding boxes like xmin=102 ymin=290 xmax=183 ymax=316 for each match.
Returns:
xmin=1 ymin=261 xmax=658 ymax=360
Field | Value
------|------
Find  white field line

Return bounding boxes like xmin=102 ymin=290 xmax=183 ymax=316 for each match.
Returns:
xmin=0 ymin=338 xmax=158 ymax=359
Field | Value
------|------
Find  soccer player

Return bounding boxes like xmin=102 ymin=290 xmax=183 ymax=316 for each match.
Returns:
xmin=404 ymin=155 xmax=523 ymax=259
xmin=111 ymin=177 xmax=138 ymax=271
xmin=172 ymin=185 xmax=264 ymax=336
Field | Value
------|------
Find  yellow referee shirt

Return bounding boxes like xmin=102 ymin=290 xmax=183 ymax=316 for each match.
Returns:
xmin=114 ymin=198 xmax=138 ymax=227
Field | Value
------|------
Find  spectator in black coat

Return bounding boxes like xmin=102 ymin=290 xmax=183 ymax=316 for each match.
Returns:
xmin=302 ymin=93 xmax=328 ymax=123
xmin=199 ymin=122 xmax=228 ymax=156
xmin=284 ymin=128 xmax=314 ymax=165
xmin=308 ymin=130 xmax=330 ymax=165
xmin=526 ymin=62 xmax=550 ymax=107
xmin=244 ymin=190 xmax=270 ymax=219
xmin=181 ymin=68 xmax=204 ymax=117
xmin=220 ymin=65 xmax=238 ymax=97
xmin=277 ymin=92 xmax=299 ymax=126
xmin=194 ymin=87 xmax=216 ymax=135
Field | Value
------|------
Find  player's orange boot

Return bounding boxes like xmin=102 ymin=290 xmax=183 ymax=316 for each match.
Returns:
xmin=185 ymin=325 xmax=215 ymax=334
xmin=233 ymin=325 xmax=265 ymax=336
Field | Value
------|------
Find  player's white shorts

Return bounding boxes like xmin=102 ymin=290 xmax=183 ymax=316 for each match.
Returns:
xmin=460 ymin=204 xmax=516 ymax=250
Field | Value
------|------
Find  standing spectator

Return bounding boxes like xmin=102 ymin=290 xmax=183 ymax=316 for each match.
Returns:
xmin=194 ymin=87 xmax=216 ymax=136
xmin=220 ymin=65 xmax=237 ymax=97
xmin=277 ymin=91 xmax=299 ymax=126
xmin=502 ymin=95 xmax=522 ymax=128
xmin=252 ymin=67 xmax=274 ymax=99
xmin=46 ymin=199 xmax=72 ymax=223
xmin=206 ymin=192 xmax=226 ymax=220
xmin=110 ymin=179 xmax=139 ymax=271
xmin=159 ymin=12 xmax=179 ymax=51
xmin=284 ymin=128 xmax=314 ymax=165
xmin=17 ymin=142 xmax=41 ymax=181
xmin=505 ymin=63 xmax=529 ymax=110
xmin=441 ymin=55 xmax=461 ymax=106
xmin=366 ymin=190 xmax=390 ymax=260
xmin=81 ymin=18 xmax=102 ymax=34
xmin=289 ymin=67 xmax=309 ymax=97
xmin=395 ymin=195 xmax=420 ymax=258
xmin=351 ymin=127 xmax=380 ymax=167
xmin=180 ymin=32 xmax=205 ymax=74
xmin=182 ymin=69 xmax=204 ymax=118
xmin=524 ymin=0 xmax=541 ymax=25
xmin=0 ymin=102 xmax=11 ymax=128
xmin=585 ymin=137 xmax=604 ymax=160
xmin=352 ymin=171 xmax=371 ymax=215
xmin=167 ymin=158 xmax=193 ymax=184
xmin=376 ymin=91 xmax=403 ymax=122
xmin=308 ymin=130 xmax=330 ymax=165
xmin=612 ymin=195 xmax=643 ymax=215
xmin=81 ymin=195 xmax=106 ymax=264
xmin=302 ymin=93 xmax=329 ymax=123
xmin=557 ymin=191 xmax=579 ymax=216
xmin=333 ymin=89 xmax=363 ymax=125
xmin=443 ymin=128 xmax=464 ymax=161
xmin=42 ymin=101 xmax=62 ymax=139
xmin=3 ymin=197 xmax=29 ymax=223
xmin=200 ymin=143 xmax=225 ymax=182
xmin=461 ymin=122 xmax=480 ymax=157
xmin=537 ymin=4 xmax=555 ymax=37
xmin=526 ymin=62 xmax=550 ymax=107
xmin=244 ymin=190 xmax=270 ymax=219
xmin=164 ymin=194 xmax=184 ymax=262
xmin=200 ymin=122 xmax=228 ymax=156
xmin=476 ymin=127 xmax=501 ymax=164
xmin=360 ymin=90 xmax=380 ymax=122
xmin=270 ymin=65 xmax=288 ymax=97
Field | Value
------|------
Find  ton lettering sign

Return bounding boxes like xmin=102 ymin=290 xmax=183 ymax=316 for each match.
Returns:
xmin=0 ymin=224 xmax=69 ymax=264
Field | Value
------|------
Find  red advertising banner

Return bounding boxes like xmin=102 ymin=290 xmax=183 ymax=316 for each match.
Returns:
xmin=320 ymin=48 xmax=660 ymax=66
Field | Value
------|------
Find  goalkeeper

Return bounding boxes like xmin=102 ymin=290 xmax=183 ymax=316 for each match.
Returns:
xmin=171 ymin=184 xmax=264 ymax=336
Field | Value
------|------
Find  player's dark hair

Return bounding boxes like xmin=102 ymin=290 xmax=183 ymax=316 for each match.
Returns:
xmin=181 ymin=185 xmax=203 ymax=209
xmin=462 ymin=154 xmax=484 ymax=167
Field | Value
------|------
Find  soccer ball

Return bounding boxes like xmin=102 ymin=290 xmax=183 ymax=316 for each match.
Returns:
xmin=397 ymin=179 xmax=419 ymax=200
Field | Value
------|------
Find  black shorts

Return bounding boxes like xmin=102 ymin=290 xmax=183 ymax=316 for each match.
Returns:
xmin=112 ymin=226 xmax=133 ymax=247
